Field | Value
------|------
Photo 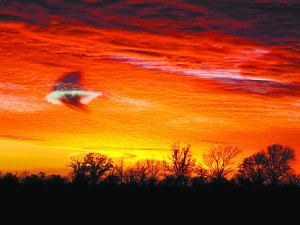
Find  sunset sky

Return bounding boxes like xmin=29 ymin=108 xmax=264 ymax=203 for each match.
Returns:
xmin=1 ymin=0 xmax=300 ymax=176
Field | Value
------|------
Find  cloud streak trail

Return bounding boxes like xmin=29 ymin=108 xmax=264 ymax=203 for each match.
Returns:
xmin=109 ymin=55 xmax=300 ymax=96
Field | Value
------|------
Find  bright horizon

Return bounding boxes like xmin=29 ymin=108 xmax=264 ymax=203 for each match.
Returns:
xmin=1 ymin=0 xmax=300 ymax=176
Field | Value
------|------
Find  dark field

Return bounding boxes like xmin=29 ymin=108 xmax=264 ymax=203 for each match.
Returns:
xmin=2 ymin=186 xmax=299 ymax=224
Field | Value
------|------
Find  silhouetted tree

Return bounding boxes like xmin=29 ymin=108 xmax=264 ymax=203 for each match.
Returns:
xmin=163 ymin=142 xmax=196 ymax=186
xmin=114 ymin=159 xmax=125 ymax=185
xmin=128 ymin=159 xmax=162 ymax=186
xmin=159 ymin=175 xmax=178 ymax=186
xmin=283 ymin=174 xmax=300 ymax=186
xmin=45 ymin=175 xmax=68 ymax=188
xmin=192 ymin=164 xmax=209 ymax=186
xmin=0 ymin=172 xmax=19 ymax=187
xmin=38 ymin=172 xmax=46 ymax=179
xmin=203 ymin=145 xmax=242 ymax=181
xmin=22 ymin=174 xmax=44 ymax=188
xmin=83 ymin=153 xmax=114 ymax=185
xmin=102 ymin=174 xmax=120 ymax=187
xmin=67 ymin=153 xmax=113 ymax=185
xmin=145 ymin=159 xmax=162 ymax=186
xmin=124 ymin=166 xmax=138 ymax=186
xmin=132 ymin=161 xmax=149 ymax=185
xmin=18 ymin=170 xmax=30 ymax=182
xmin=236 ymin=144 xmax=296 ymax=186
xmin=66 ymin=156 xmax=89 ymax=185
xmin=236 ymin=153 xmax=268 ymax=186
xmin=261 ymin=144 xmax=296 ymax=185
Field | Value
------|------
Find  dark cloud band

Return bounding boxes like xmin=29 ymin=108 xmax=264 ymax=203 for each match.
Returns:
xmin=0 ymin=0 xmax=299 ymax=46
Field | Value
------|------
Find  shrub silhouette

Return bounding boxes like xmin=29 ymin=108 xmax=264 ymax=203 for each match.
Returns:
xmin=45 ymin=175 xmax=68 ymax=188
xmin=0 ymin=172 xmax=19 ymax=187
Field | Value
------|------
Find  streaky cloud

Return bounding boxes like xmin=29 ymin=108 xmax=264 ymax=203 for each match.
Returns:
xmin=110 ymin=55 xmax=300 ymax=96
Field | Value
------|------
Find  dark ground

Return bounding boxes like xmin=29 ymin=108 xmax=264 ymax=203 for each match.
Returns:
xmin=2 ymin=185 xmax=299 ymax=224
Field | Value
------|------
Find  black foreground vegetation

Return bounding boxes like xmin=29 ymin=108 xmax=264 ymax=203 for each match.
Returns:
xmin=1 ymin=143 xmax=300 ymax=223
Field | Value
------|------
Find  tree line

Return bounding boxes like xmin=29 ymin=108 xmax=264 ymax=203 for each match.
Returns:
xmin=1 ymin=143 xmax=299 ymax=188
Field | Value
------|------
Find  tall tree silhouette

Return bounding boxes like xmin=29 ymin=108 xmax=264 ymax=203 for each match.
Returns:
xmin=236 ymin=144 xmax=296 ymax=186
xmin=145 ymin=159 xmax=162 ymax=185
xmin=192 ymin=163 xmax=209 ymax=186
xmin=124 ymin=159 xmax=162 ymax=186
xmin=67 ymin=153 xmax=113 ymax=185
xmin=236 ymin=153 xmax=268 ymax=186
xmin=203 ymin=145 xmax=242 ymax=181
xmin=261 ymin=144 xmax=295 ymax=185
xmin=124 ymin=166 xmax=138 ymax=185
xmin=131 ymin=161 xmax=149 ymax=185
xmin=83 ymin=153 xmax=113 ymax=185
xmin=66 ymin=156 xmax=88 ymax=185
xmin=163 ymin=142 xmax=196 ymax=186
xmin=114 ymin=159 xmax=125 ymax=185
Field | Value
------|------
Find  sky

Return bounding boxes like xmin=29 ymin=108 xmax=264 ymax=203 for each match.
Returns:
xmin=0 ymin=0 xmax=300 ymax=176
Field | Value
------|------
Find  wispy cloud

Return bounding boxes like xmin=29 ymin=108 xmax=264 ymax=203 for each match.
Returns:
xmin=0 ymin=134 xmax=43 ymax=142
xmin=0 ymin=94 xmax=49 ymax=112
xmin=111 ymin=95 xmax=160 ymax=111
xmin=0 ymin=82 xmax=27 ymax=91
xmin=109 ymin=55 xmax=300 ymax=96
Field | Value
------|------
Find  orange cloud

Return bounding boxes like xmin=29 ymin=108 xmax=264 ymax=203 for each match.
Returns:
xmin=1 ymin=0 xmax=300 ymax=174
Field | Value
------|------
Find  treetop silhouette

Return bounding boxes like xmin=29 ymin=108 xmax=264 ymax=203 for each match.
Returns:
xmin=203 ymin=145 xmax=242 ymax=181
xmin=162 ymin=142 xmax=196 ymax=186
xmin=237 ymin=144 xmax=296 ymax=186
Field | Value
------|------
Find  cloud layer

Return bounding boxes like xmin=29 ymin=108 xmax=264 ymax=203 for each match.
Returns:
xmin=0 ymin=0 xmax=299 ymax=45
xmin=1 ymin=0 xmax=300 ymax=173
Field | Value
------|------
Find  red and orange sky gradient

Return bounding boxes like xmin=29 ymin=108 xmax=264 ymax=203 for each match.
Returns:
xmin=1 ymin=0 xmax=300 ymax=176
